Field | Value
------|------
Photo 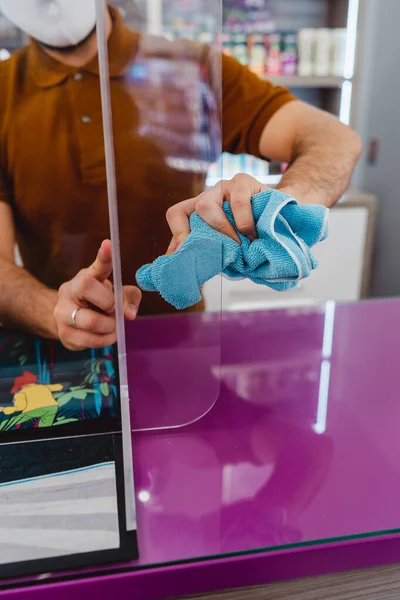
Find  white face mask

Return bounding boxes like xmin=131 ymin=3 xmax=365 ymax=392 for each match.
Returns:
xmin=0 ymin=0 xmax=96 ymax=48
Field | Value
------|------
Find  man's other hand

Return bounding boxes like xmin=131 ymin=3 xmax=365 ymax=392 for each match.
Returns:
xmin=54 ymin=240 xmax=142 ymax=351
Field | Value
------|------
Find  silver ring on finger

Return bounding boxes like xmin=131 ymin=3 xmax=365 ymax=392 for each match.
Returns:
xmin=71 ymin=307 xmax=82 ymax=329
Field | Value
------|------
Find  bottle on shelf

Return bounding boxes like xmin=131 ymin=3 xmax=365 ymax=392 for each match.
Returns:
xmin=331 ymin=28 xmax=347 ymax=77
xmin=248 ymin=34 xmax=267 ymax=77
xmin=297 ymin=27 xmax=350 ymax=79
xmin=297 ymin=28 xmax=316 ymax=77
xmin=222 ymin=32 xmax=233 ymax=56
xmin=265 ymin=32 xmax=281 ymax=76
xmin=232 ymin=33 xmax=248 ymax=66
xmin=281 ymin=31 xmax=298 ymax=76
xmin=314 ymin=28 xmax=332 ymax=76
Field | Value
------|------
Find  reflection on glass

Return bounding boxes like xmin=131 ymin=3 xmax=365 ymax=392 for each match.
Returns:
xmin=313 ymin=360 xmax=331 ymax=435
xmin=95 ymin=0 xmax=223 ymax=431
xmin=322 ymin=300 xmax=336 ymax=360
xmin=0 ymin=0 xmax=223 ymax=433
xmin=344 ymin=0 xmax=360 ymax=79
xmin=313 ymin=300 xmax=335 ymax=435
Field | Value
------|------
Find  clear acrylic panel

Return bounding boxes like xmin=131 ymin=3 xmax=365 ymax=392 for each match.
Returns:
xmin=0 ymin=0 xmax=222 ymax=580
xmin=0 ymin=0 xmax=139 ymax=575
xmin=96 ymin=0 xmax=223 ymax=431
xmin=0 ymin=8 xmax=125 ymax=443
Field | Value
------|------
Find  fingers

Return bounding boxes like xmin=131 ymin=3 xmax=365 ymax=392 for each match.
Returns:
xmin=55 ymin=288 xmax=142 ymax=351
xmin=88 ymin=240 xmax=113 ymax=282
xmin=166 ymin=237 xmax=179 ymax=256
xmin=55 ymin=283 xmax=142 ymax=351
xmin=166 ymin=185 xmax=240 ymax=245
xmin=166 ymin=196 xmax=198 ymax=247
xmin=69 ymin=273 xmax=115 ymax=314
xmin=70 ymin=306 xmax=116 ymax=335
xmin=165 ymin=174 xmax=266 ymax=247
xmin=229 ymin=176 xmax=258 ymax=240
xmin=195 ymin=196 xmax=240 ymax=244
xmin=123 ymin=286 xmax=142 ymax=320
xmin=54 ymin=240 xmax=142 ymax=350
xmin=54 ymin=301 xmax=117 ymax=351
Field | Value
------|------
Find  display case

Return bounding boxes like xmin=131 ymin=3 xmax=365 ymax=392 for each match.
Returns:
xmin=2 ymin=299 xmax=400 ymax=600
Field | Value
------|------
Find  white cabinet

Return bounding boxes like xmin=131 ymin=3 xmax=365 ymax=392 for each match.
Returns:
xmin=203 ymin=192 xmax=377 ymax=312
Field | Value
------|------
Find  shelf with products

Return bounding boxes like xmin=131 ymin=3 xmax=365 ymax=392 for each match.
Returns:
xmin=222 ymin=0 xmax=359 ymax=114
xmin=129 ymin=1 xmax=357 ymax=93
xmin=211 ymin=0 xmax=360 ymax=185
xmin=223 ymin=28 xmax=348 ymax=83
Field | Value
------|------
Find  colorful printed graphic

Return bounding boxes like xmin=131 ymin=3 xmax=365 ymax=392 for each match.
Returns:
xmin=0 ymin=330 xmax=118 ymax=433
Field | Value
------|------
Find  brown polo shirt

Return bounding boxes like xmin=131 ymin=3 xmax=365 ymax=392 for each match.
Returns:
xmin=0 ymin=6 xmax=295 ymax=315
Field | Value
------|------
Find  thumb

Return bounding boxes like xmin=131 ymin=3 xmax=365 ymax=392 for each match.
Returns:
xmin=123 ymin=286 xmax=142 ymax=320
xmin=89 ymin=240 xmax=113 ymax=282
xmin=165 ymin=237 xmax=180 ymax=256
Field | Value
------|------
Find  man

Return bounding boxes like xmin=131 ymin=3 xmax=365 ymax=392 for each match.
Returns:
xmin=0 ymin=1 xmax=362 ymax=351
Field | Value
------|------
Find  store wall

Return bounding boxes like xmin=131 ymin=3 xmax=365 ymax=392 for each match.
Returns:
xmin=354 ymin=0 xmax=400 ymax=298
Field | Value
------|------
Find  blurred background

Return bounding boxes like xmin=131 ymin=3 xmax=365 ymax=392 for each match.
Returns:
xmin=0 ymin=0 xmax=395 ymax=313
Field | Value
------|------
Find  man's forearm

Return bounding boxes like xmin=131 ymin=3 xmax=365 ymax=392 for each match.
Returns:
xmin=0 ymin=258 xmax=58 ymax=338
xmin=276 ymin=112 xmax=362 ymax=208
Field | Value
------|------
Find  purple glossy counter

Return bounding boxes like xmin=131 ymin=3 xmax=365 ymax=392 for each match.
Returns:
xmin=4 ymin=299 xmax=400 ymax=599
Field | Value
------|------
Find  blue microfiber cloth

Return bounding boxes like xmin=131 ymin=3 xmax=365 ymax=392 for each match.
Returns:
xmin=136 ymin=189 xmax=329 ymax=310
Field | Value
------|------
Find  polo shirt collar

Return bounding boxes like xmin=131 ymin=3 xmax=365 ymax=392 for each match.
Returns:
xmin=27 ymin=5 xmax=139 ymax=89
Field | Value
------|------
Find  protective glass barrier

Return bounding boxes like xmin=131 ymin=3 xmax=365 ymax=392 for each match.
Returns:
xmin=0 ymin=0 xmax=222 ymax=578
xmin=96 ymin=0 xmax=223 ymax=431
xmin=0 ymin=1 xmax=129 ymax=443
xmin=0 ymin=1 xmax=139 ymax=577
